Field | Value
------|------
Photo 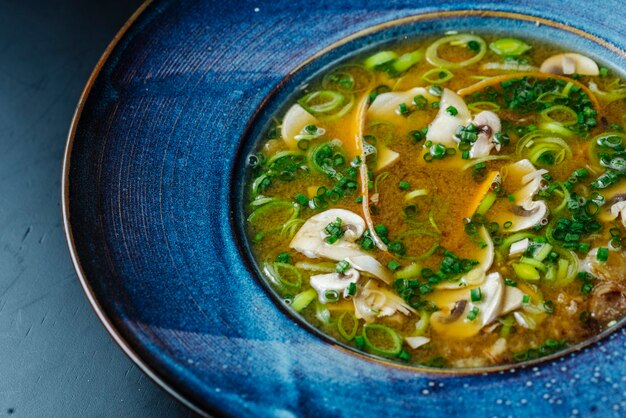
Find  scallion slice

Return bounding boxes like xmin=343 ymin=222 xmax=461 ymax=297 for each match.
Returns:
xmin=361 ymin=324 xmax=403 ymax=357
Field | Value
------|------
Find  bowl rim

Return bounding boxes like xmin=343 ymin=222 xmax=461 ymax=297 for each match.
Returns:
xmin=61 ymin=2 xmax=626 ymax=415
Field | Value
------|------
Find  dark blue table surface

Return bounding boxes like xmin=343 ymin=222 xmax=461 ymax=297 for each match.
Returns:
xmin=0 ymin=1 xmax=191 ymax=416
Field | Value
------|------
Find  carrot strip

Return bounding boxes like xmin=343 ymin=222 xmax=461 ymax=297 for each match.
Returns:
xmin=457 ymin=72 xmax=601 ymax=111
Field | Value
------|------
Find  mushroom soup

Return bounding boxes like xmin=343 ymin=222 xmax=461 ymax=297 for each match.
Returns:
xmin=245 ymin=33 xmax=626 ymax=368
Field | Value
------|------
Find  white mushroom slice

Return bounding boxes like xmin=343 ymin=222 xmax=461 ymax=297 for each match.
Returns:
xmin=582 ymin=248 xmax=626 ymax=283
xmin=426 ymin=88 xmax=472 ymax=147
xmin=610 ymin=201 xmax=626 ymax=228
xmin=429 ymin=273 xmax=506 ymax=339
xmin=310 ymin=269 xmax=360 ymax=303
xmin=290 ymin=209 xmax=365 ymax=259
xmin=437 ymin=226 xmax=492 ymax=289
xmin=469 ymin=111 xmax=503 ymax=158
xmin=509 ymin=238 xmax=530 ymax=258
xmin=490 ymin=159 xmax=549 ymax=232
xmin=513 ymin=311 xmax=536 ymax=330
xmin=501 ymin=286 xmax=525 ymax=315
xmin=405 ymin=336 xmax=431 ymax=349
xmin=367 ymin=87 xmax=436 ymax=124
xmin=479 ymin=272 xmax=506 ymax=326
xmin=354 ymin=280 xmax=416 ymax=322
xmin=281 ymin=103 xmax=319 ymax=150
xmin=540 ymin=53 xmax=600 ymax=76
xmin=598 ymin=182 xmax=626 ymax=225
xmin=345 ymin=255 xmax=392 ymax=284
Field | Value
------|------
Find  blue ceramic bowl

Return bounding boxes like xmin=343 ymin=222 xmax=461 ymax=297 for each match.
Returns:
xmin=63 ymin=0 xmax=626 ymax=416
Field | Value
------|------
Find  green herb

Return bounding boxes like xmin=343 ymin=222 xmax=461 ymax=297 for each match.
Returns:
xmin=597 ymin=247 xmax=609 ymax=262
xmin=374 ymin=224 xmax=389 ymax=237
xmin=276 ymin=252 xmax=291 ymax=264
xmin=466 ymin=40 xmax=481 ymax=51
xmin=294 ymin=194 xmax=309 ymax=206
xmin=399 ymin=180 xmax=411 ymax=190
xmin=398 ymin=102 xmax=409 ymax=115
xmin=336 ymin=260 xmax=351 ymax=274
xmin=387 ymin=260 xmax=401 ymax=272
xmin=470 ymin=287 xmax=482 ymax=302
xmin=346 ymin=282 xmax=357 ymax=297
xmin=543 ymin=300 xmax=555 ymax=314
xmin=324 ymin=217 xmax=344 ymax=244
xmin=504 ymin=278 xmax=518 ymax=287
xmin=467 ymin=307 xmax=479 ymax=321
xmin=446 ymin=105 xmax=458 ymax=116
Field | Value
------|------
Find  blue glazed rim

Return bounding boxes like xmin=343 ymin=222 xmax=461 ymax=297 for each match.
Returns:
xmin=62 ymin=1 xmax=626 ymax=416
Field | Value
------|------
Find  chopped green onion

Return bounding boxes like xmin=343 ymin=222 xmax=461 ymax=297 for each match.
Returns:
xmin=338 ymin=312 xmax=358 ymax=341
xmin=489 ymin=38 xmax=531 ymax=56
xmin=446 ymin=105 xmax=458 ymax=116
xmin=422 ymin=68 xmax=455 ymax=84
xmin=399 ymin=180 xmax=411 ymax=190
xmin=504 ymin=278 xmax=518 ymax=287
xmin=597 ymin=247 xmax=609 ymax=262
xmin=391 ymin=50 xmax=424 ymax=73
xmin=361 ymin=324 xmax=403 ymax=356
xmin=470 ymin=287 xmax=482 ymax=302
xmin=364 ymin=50 xmax=398 ymax=70
xmin=291 ymin=288 xmax=317 ymax=312
xmin=387 ymin=260 xmax=401 ymax=272
xmin=512 ymin=262 xmax=540 ymax=281
xmin=426 ymin=34 xmax=487 ymax=69
xmin=467 ymin=307 xmax=479 ymax=321
xmin=336 ymin=260 xmax=351 ymax=274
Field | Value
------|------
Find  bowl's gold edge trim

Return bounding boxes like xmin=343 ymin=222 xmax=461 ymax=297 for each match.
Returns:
xmin=61 ymin=5 xmax=626 ymax=406
xmin=60 ymin=1 xmax=210 ymax=416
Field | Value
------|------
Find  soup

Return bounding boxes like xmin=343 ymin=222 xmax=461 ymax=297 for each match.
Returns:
xmin=244 ymin=33 xmax=626 ymax=368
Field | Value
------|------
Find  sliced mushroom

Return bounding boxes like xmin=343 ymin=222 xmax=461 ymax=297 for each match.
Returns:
xmin=405 ymin=336 xmax=431 ymax=349
xmin=489 ymin=159 xmax=549 ymax=232
xmin=310 ymin=269 xmax=360 ymax=303
xmin=590 ymin=282 xmax=626 ymax=323
xmin=509 ymin=238 xmax=530 ymax=257
xmin=582 ymin=247 xmax=626 ymax=282
xmin=480 ymin=272 xmax=506 ymax=325
xmin=429 ymin=273 xmax=506 ymax=339
xmin=345 ymin=255 xmax=393 ymax=284
xmin=281 ymin=103 xmax=319 ymax=150
xmin=354 ymin=279 xmax=417 ymax=322
xmin=290 ymin=209 xmax=365 ymax=259
xmin=598 ymin=182 xmax=626 ymax=225
xmin=290 ymin=209 xmax=390 ymax=281
xmin=426 ymin=88 xmax=472 ymax=147
xmin=367 ymin=87 xmax=437 ymax=125
xmin=437 ymin=300 xmax=468 ymax=323
xmin=609 ymin=201 xmax=626 ymax=227
xmin=501 ymin=285 xmax=525 ymax=314
xmin=540 ymin=52 xmax=600 ymax=76
xmin=469 ymin=111 xmax=503 ymax=159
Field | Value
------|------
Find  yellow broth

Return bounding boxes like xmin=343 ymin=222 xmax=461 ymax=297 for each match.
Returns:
xmin=245 ymin=33 xmax=626 ymax=368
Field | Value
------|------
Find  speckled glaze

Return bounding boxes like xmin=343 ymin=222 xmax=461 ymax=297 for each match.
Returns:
xmin=63 ymin=0 xmax=626 ymax=416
